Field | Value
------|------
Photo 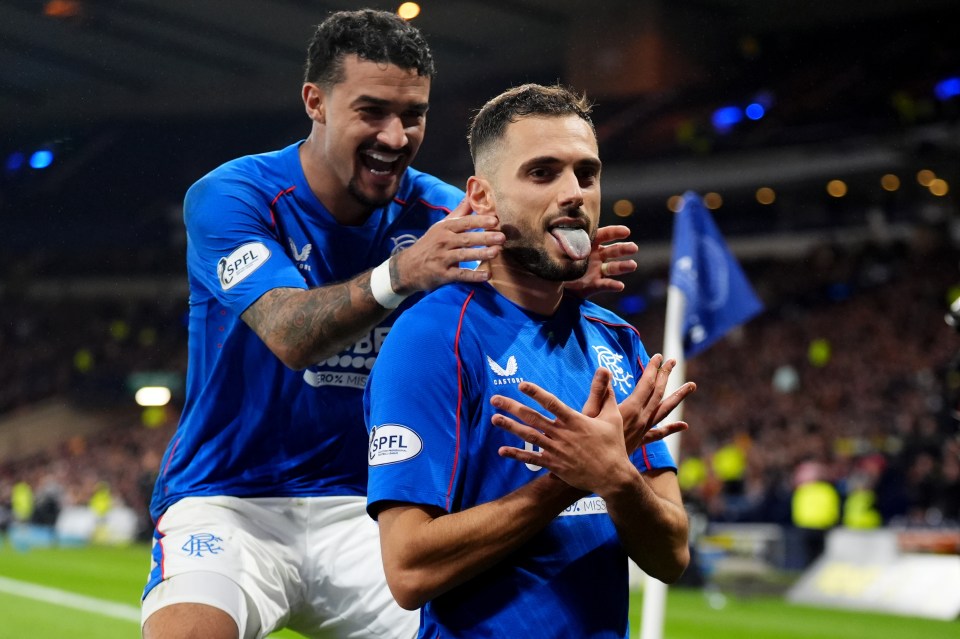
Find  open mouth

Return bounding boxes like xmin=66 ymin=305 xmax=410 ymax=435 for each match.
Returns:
xmin=549 ymin=219 xmax=592 ymax=261
xmin=360 ymin=149 xmax=403 ymax=176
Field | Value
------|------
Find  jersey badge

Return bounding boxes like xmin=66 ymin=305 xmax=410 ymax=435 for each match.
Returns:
xmin=390 ymin=233 xmax=419 ymax=255
xmin=592 ymin=345 xmax=634 ymax=393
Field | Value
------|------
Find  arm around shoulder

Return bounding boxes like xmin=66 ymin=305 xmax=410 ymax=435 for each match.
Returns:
xmin=241 ymin=273 xmax=391 ymax=370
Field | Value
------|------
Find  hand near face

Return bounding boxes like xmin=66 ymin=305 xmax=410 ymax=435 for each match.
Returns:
xmin=390 ymin=198 xmax=504 ymax=294
xmin=563 ymin=225 xmax=638 ymax=297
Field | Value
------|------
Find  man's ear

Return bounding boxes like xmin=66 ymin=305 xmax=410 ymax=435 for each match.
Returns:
xmin=466 ymin=176 xmax=494 ymax=214
xmin=302 ymin=82 xmax=326 ymax=124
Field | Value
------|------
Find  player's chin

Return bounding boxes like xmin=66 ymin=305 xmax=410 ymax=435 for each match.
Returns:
xmin=348 ymin=176 xmax=400 ymax=209
xmin=550 ymin=259 xmax=590 ymax=283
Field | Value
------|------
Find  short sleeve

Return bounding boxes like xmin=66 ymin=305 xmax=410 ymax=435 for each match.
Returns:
xmin=364 ymin=301 xmax=468 ymax=518
xmin=185 ymin=172 xmax=307 ymax=314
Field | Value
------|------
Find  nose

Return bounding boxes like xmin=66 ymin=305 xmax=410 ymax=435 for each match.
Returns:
xmin=557 ymin=169 xmax=584 ymax=210
xmin=377 ymin=115 xmax=408 ymax=150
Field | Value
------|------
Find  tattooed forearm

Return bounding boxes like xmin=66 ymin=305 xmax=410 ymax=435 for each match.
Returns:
xmin=241 ymin=274 xmax=390 ymax=370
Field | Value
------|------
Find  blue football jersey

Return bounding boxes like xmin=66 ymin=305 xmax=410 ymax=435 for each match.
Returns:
xmin=151 ymin=141 xmax=463 ymax=521
xmin=365 ymin=282 xmax=676 ymax=639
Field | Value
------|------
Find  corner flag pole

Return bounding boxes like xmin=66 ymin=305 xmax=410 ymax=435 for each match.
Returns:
xmin=638 ymin=191 xmax=763 ymax=639
xmin=639 ymin=283 xmax=687 ymax=639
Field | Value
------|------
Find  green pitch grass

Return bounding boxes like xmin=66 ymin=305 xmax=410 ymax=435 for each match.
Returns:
xmin=0 ymin=542 xmax=956 ymax=638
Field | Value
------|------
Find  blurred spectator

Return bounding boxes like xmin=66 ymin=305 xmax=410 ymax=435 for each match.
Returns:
xmin=1 ymin=232 xmax=958 ymax=551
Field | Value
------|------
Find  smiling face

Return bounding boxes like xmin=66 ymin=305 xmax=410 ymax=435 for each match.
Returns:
xmin=473 ymin=114 xmax=601 ymax=282
xmin=303 ymin=55 xmax=430 ymax=220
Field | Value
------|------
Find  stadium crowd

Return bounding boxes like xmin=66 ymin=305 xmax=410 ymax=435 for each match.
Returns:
xmin=1 ymin=227 xmax=958 ymax=545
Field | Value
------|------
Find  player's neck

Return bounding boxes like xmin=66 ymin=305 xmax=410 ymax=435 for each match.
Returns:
xmin=299 ymin=138 xmax=371 ymax=226
xmin=482 ymin=260 xmax=565 ymax=316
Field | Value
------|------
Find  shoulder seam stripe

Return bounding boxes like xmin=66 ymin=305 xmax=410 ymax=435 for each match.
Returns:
xmin=268 ymin=186 xmax=297 ymax=228
xmin=447 ymin=289 xmax=476 ymax=511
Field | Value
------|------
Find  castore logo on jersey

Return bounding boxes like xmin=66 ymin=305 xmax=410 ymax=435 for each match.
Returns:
xmin=288 ymin=237 xmax=312 ymax=271
xmin=487 ymin=354 xmax=523 ymax=386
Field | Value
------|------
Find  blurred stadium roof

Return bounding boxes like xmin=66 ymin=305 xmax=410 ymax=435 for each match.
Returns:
xmin=2 ymin=0 xmax=958 ymax=260
xmin=1 ymin=0 xmax=956 ymax=125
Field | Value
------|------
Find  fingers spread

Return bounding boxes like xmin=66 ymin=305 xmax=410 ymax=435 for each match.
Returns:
xmin=517 ymin=381 xmax=573 ymax=422
xmin=593 ymin=225 xmax=631 ymax=244
xmin=581 ymin=368 xmax=613 ymax=417
xmin=598 ymin=259 xmax=637 ymax=279
xmin=598 ymin=242 xmax=639 ymax=261
xmin=491 ymin=394 xmax=554 ymax=432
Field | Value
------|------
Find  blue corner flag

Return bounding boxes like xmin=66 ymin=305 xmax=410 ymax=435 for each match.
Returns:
xmin=669 ymin=191 xmax=763 ymax=358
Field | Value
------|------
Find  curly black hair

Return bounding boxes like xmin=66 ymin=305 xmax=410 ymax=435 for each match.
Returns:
xmin=304 ymin=9 xmax=435 ymax=87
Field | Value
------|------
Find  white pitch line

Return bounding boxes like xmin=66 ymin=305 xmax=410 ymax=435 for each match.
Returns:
xmin=0 ymin=575 xmax=140 ymax=622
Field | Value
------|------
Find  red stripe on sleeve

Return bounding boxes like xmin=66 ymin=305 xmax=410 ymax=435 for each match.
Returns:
xmin=418 ymin=198 xmax=453 ymax=214
xmin=268 ymin=186 xmax=297 ymax=228
xmin=446 ymin=290 xmax=476 ymax=511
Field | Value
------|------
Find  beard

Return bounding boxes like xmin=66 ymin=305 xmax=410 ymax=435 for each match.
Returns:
xmin=502 ymin=243 xmax=589 ymax=282
xmin=347 ymin=177 xmax=396 ymax=211
xmin=498 ymin=202 xmax=594 ymax=281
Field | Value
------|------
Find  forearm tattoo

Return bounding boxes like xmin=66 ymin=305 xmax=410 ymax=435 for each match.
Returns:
xmin=242 ymin=274 xmax=387 ymax=366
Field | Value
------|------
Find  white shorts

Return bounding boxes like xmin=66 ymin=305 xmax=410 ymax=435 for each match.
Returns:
xmin=141 ymin=495 xmax=418 ymax=639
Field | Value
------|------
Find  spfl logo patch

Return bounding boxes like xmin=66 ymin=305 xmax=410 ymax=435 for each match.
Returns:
xmin=217 ymin=242 xmax=270 ymax=290
xmin=368 ymin=424 xmax=422 ymax=466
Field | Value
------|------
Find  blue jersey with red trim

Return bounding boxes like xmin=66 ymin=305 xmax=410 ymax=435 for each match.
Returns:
xmin=364 ymin=282 xmax=676 ymax=639
xmin=150 ymin=141 xmax=463 ymax=521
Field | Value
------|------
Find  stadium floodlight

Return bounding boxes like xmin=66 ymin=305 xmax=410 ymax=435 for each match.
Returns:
xmin=711 ymin=105 xmax=743 ymax=132
xmin=745 ymin=103 xmax=765 ymax=120
xmin=5 ymin=151 xmax=26 ymax=172
xmin=29 ymin=149 xmax=54 ymax=169
xmin=135 ymin=386 xmax=172 ymax=407
xmin=934 ymin=76 xmax=960 ymax=101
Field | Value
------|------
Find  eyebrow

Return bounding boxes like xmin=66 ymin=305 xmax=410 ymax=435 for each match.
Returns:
xmin=519 ymin=155 xmax=602 ymax=172
xmin=352 ymin=95 xmax=430 ymax=113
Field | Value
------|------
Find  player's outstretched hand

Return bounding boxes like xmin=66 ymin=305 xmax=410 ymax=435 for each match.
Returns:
xmin=390 ymin=198 xmax=504 ymax=294
xmin=618 ymin=354 xmax=696 ymax=454
xmin=563 ymin=225 xmax=638 ymax=297
xmin=490 ymin=369 xmax=633 ymax=495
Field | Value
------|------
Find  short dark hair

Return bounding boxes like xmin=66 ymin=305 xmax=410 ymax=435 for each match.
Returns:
xmin=304 ymin=9 xmax=435 ymax=87
xmin=468 ymin=84 xmax=595 ymax=167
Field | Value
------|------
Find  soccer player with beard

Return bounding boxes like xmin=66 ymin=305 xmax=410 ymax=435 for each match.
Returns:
xmin=365 ymin=84 xmax=695 ymax=638
xmin=142 ymin=11 xmax=640 ymax=639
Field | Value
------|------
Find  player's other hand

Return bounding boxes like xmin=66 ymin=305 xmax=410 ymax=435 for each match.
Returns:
xmin=617 ymin=354 xmax=696 ymax=454
xmin=391 ymin=198 xmax=504 ymax=294
xmin=490 ymin=369 xmax=632 ymax=495
xmin=563 ymin=225 xmax=638 ymax=298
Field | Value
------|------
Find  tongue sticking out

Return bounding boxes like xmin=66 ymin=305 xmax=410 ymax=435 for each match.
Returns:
xmin=551 ymin=228 xmax=592 ymax=260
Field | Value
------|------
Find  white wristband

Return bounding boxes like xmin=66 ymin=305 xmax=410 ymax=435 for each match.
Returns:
xmin=370 ymin=258 xmax=408 ymax=309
